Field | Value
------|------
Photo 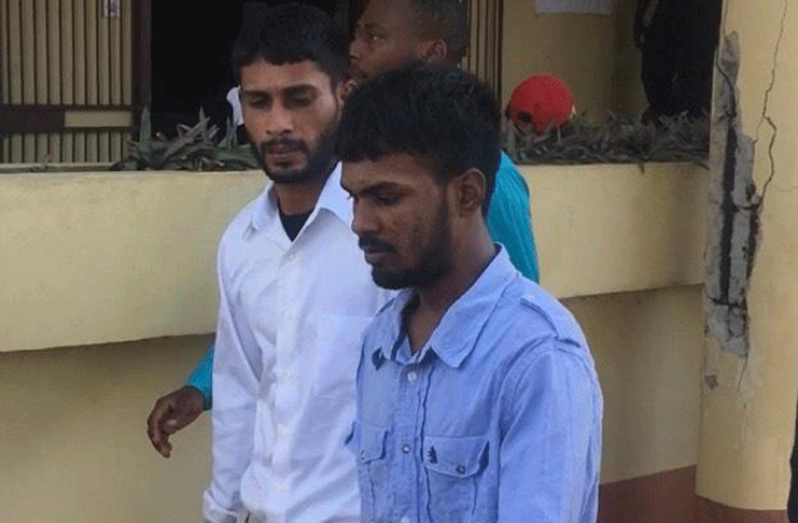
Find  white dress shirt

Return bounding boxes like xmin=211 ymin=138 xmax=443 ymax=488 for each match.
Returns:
xmin=226 ymin=86 xmax=244 ymax=127
xmin=203 ymin=164 xmax=391 ymax=523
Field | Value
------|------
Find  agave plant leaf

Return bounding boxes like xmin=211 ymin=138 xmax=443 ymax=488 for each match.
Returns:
xmin=175 ymin=123 xmax=193 ymax=138
xmin=506 ymin=112 xmax=708 ymax=166
xmin=138 ymin=107 xmax=152 ymax=144
xmin=214 ymin=148 xmax=260 ymax=168
xmin=164 ymin=122 xmax=207 ymax=159
xmin=220 ymin=118 xmax=241 ymax=149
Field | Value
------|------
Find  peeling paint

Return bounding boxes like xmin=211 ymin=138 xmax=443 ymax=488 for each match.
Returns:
xmin=705 ymin=33 xmax=759 ymax=358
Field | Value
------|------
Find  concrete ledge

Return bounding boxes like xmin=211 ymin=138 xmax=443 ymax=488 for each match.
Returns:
xmin=0 ymin=170 xmax=264 ymax=353
xmin=0 ymin=163 xmax=707 ymax=353
xmin=522 ymin=162 xmax=707 ymax=299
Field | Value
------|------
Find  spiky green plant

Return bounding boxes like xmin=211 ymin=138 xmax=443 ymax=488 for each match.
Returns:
xmin=503 ymin=112 xmax=709 ymax=167
xmin=111 ymin=108 xmax=259 ymax=171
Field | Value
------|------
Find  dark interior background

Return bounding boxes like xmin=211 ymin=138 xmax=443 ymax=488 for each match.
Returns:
xmin=150 ymin=0 xmax=361 ymax=137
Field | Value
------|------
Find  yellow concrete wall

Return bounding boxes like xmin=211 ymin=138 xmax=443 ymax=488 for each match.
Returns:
xmin=502 ymin=0 xmax=615 ymax=117
xmin=0 ymin=170 xmax=264 ymax=353
xmin=695 ymin=0 xmax=798 ymax=511
xmin=502 ymin=0 xmax=648 ymax=117
xmin=0 ymin=164 xmax=706 ymax=353
xmin=0 ymin=336 xmax=212 ymax=523
xmin=0 ymin=164 xmax=706 ymax=521
xmin=522 ymin=163 xmax=707 ymax=299
xmin=568 ymin=286 xmax=704 ymax=483
xmin=0 ymin=289 xmax=703 ymax=523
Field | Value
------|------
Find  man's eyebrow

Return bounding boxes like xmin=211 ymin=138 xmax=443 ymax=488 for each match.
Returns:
xmin=347 ymin=181 xmax=408 ymax=196
xmin=365 ymin=181 xmax=403 ymax=192
xmin=358 ymin=21 xmax=383 ymax=31
xmin=240 ymin=84 xmax=317 ymax=97
xmin=284 ymin=84 xmax=317 ymax=96
xmin=239 ymin=89 xmax=270 ymax=97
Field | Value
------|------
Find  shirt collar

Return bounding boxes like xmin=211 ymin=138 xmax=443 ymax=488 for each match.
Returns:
xmin=247 ymin=162 xmax=351 ymax=234
xmin=378 ymin=245 xmax=519 ymax=369
xmin=315 ymin=163 xmax=352 ymax=224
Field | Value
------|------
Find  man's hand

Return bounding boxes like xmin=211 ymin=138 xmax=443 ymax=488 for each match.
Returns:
xmin=146 ymin=385 xmax=205 ymax=458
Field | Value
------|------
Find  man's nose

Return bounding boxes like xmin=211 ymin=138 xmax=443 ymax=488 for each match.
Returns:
xmin=265 ymin=104 xmax=293 ymax=135
xmin=351 ymin=199 xmax=378 ymax=237
xmin=349 ymin=37 xmax=364 ymax=62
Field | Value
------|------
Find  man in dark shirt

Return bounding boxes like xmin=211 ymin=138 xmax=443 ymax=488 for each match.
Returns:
xmin=634 ymin=0 xmax=722 ymax=121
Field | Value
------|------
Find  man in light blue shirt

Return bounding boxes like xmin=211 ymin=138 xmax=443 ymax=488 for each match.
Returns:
xmin=338 ymin=65 xmax=602 ymax=523
xmin=351 ymin=0 xmax=538 ymax=281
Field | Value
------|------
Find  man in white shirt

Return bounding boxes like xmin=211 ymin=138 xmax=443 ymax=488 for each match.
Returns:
xmin=202 ymin=4 xmax=389 ymax=523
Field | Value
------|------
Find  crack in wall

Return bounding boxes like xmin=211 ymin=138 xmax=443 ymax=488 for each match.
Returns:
xmin=705 ymin=0 xmax=785 ymax=357
xmin=754 ymin=0 xmax=786 ymax=203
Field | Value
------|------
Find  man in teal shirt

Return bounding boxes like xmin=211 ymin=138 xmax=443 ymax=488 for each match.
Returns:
xmin=147 ymin=0 xmax=538 ymax=457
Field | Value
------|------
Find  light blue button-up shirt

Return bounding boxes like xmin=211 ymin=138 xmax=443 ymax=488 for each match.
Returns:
xmin=348 ymin=247 xmax=602 ymax=523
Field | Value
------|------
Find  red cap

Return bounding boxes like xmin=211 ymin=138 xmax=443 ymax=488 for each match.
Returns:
xmin=507 ymin=74 xmax=574 ymax=134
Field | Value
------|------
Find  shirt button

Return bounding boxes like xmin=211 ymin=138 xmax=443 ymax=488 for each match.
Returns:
xmin=456 ymin=464 xmax=467 ymax=475
xmin=407 ymin=371 xmax=417 ymax=383
xmin=402 ymin=444 xmax=411 ymax=454
xmin=360 ymin=449 xmax=367 ymax=461
xmin=400 ymin=516 xmax=410 ymax=523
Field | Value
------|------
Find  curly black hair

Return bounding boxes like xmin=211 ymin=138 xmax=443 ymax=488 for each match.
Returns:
xmin=336 ymin=64 xmax=500 ymax=215
xmin=231 ymin=2 xmax=349 ymax=84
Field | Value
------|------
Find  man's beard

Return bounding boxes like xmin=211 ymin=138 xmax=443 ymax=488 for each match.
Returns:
xmin=252 ymin=122 xmax=338 ymax=185
xmin=363 ymin=199 xmax=453 ymax=290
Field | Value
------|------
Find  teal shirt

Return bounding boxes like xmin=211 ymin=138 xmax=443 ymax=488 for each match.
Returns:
xmin=187 ymin=152 xmax=539 ymax=406
xmin=185 ymin=345 xmax=214 ymax=409
xmin=488 ymin=152 xmax=539 ymax=282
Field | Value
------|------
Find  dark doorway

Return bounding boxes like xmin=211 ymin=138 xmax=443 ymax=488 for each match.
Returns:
xmin=149 ymin=0 xmax=353 ymax=138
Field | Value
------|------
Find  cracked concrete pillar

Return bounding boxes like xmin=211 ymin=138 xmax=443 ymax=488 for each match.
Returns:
xmin=696 ymin=0 xmax=798 ymax=521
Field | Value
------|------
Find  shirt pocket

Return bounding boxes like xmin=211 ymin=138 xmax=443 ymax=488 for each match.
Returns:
xmin=423 ymin=435 xmax=489 ymax=523
xmin=346 ymin=420 xmax=390 ymax=521
xmin=311 ymin=314 xmax=372 ymax=400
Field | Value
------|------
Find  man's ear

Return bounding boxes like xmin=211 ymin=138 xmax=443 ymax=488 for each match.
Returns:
xmin=418 ymin=39 xmax=448 ymax=65
xmin=334 ymin=79 xmax=354 ymax=106
xmin=339 ymin=78 xmax=358 ymax=101
xmin=452 ymin=168 xmax=487 ymax=218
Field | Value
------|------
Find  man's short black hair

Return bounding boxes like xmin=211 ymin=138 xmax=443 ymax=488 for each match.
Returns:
xmin=411 ymin=0 xmax=469 ymax=64
xmin=336 ymin=65 xmax=500 ymax=216
xmin=231 ymin=2 xmax=349 ymax=83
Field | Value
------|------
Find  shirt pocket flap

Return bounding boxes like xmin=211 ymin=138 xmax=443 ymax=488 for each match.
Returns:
xmin=347 ymin=420 xmax=387 ymax=464
xmin=423 ymin=435 xmax=489 ymax=478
